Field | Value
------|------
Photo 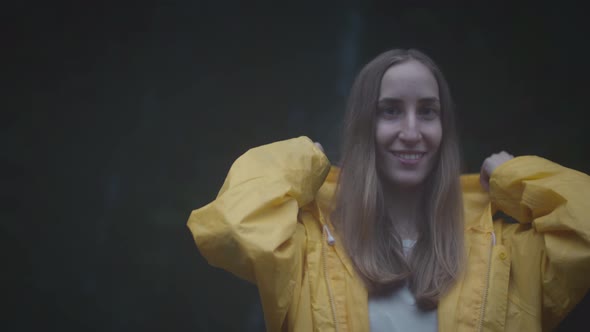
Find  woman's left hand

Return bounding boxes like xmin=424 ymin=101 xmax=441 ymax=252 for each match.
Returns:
xmin=480 ymin=151 xmax=514 ymax=191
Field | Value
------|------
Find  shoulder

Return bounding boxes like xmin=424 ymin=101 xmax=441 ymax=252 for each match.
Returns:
xmin=460 ymin=174 xmax=489 ymax=206
xmin=460 ymin=174 xmax=492 ymax=229
xmin=315 ymin=166 xmax=340 ymax=212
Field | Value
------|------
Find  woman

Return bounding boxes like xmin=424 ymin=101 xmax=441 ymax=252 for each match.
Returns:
xmin=187 ymin=49 xmax=590 ymax=331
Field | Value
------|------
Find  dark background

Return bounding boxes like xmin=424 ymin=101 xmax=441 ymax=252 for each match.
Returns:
xmin=5 ymin=2 xmax=590 ymax=331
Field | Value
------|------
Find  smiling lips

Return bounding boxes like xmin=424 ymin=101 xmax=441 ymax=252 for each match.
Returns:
xmin=391 ymin=151 xmax=426 ymax=165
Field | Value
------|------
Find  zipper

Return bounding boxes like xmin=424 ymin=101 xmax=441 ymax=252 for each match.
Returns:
xmin=477 ymin=231 xmax=496 ymax=331
xmin=322 ymin=224 xmax=340 ymax=332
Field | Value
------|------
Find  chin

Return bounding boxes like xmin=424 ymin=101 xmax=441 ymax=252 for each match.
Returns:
xmin=387 ymin=174 xmax=427 ymax=188
xmin=394 ymin=178 xmax=425 ymax=188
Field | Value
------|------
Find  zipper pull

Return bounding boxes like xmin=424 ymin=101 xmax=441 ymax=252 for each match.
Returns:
xmin=323 ymin=224 xmax=336 ymax=246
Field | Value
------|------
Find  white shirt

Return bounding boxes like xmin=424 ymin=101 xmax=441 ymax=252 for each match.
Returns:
xmin=368 ymin=239 xmax=437 ymax=332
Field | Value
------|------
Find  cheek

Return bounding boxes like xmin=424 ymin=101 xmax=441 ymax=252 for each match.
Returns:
xmin=374 ymin=122 xmax=387 ymax=146
xmin=426 ymin=122 xmax=443 ymax=149
xmin=374 ymin=123 xmax=392 ymax=167
xmin=374 ymin=121 xmax=396 ymax=146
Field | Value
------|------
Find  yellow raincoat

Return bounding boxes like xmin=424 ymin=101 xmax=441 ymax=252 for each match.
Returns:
xmin=188 ymin=136 xmax=590 ymax=331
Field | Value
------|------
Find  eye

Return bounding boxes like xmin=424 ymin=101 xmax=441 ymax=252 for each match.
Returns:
xmin=379 ymin=107 xmax=403 ymax=119
xmin=418 ymin=107 xmax=439 ymax=120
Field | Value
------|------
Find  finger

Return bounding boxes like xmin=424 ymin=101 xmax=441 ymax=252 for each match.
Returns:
xmin=482 ymin=157 xmax=494 ymax=177
xmin=314 ymin=142 xmax=324 ymax=153
xmin=480 ymin=161 xmax=490 ymax=191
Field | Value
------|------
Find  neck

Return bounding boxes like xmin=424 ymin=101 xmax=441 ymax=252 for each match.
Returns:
xmin=382 ymin=184 xmax=424 ymax=240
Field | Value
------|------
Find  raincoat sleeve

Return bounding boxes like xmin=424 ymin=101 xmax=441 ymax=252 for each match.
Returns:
xmin=489 ymin=155 xmax=590 ymax=328
xmin=187 ymin=136 xmax=331 ymax=331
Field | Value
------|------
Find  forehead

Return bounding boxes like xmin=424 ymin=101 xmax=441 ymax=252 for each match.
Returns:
xmin=379 ymin=60 xmax=439 ymax=100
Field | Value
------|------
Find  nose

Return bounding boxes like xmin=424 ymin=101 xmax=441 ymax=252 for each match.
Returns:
xmin=398 ymin=113 xmax=422 ymax=143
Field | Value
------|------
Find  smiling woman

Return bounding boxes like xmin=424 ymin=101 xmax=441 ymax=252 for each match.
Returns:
xmin=332 ymin=51 xmax=463 ymax=315
xmin=187 ymin=49 xmax=590 ymax=331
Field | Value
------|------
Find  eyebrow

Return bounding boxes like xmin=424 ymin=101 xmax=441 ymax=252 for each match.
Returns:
xmin=418 ymin=97 xmax=440 ymax=104
xmin=378 ymin=97 xmax=440 ymax=104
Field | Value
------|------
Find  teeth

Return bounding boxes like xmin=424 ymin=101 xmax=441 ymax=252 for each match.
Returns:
xmin=394 ymin=153 xmax=423 ymax=160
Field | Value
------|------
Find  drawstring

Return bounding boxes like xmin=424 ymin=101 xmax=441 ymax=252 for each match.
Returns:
xmin=323 ymin=224 xmax=335 ymax=246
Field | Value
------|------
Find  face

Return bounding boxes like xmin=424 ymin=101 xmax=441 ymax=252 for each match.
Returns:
xmin=375 ymin=59 xmax=443 ymax=188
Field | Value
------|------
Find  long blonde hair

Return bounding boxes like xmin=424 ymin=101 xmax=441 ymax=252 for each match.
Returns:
xmin=331 ymin=49 xmax=464 ymax=310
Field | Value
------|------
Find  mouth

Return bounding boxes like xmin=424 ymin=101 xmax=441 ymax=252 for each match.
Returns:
xmin=391 ymin=151 xmax=426 ymax=164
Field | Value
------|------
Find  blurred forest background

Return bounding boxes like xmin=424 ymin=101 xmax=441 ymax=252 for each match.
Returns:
xmin=5 ymin=1 xmax=590 ymax=331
